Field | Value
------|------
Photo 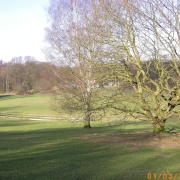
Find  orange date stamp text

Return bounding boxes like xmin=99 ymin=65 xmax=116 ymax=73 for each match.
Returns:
xmin=147 ymin=172 xmax=180 ymax=179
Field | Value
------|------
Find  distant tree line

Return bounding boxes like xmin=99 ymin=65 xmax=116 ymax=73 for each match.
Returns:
xmin=0 ymin=56 xmax=59 ymax=94
xmin=0 ymin=56 xmax=177 ymax=93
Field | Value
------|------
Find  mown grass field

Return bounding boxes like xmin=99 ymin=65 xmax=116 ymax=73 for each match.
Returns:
xmin=0 ymin=94 xmax=180 ymax=179
xmin=0 ymin=94 xmax=55 ymax=115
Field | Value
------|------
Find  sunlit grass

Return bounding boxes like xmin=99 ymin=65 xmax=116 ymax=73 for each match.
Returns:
xmin=0 ymin=94 xmax=55 ymax=115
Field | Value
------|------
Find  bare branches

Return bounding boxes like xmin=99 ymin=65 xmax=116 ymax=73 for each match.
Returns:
xmin=45 ymin=0 xmax=180 ymax=132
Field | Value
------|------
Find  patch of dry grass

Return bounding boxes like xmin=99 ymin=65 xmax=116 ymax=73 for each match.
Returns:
xmin=77 ymin=131 xmax=180 ymax=149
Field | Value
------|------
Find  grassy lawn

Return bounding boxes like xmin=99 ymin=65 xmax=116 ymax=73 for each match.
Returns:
xmin=0 ymin=94 xmax=180 ymax=179
xmin=0 ymin=94 xmax=55 ymax=115
xmin=0 ymin=117 xmax=180 ymax=180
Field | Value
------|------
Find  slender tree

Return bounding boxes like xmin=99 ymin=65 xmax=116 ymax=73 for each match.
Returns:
xmin=45 ymin=0 xmax=106 ymax=128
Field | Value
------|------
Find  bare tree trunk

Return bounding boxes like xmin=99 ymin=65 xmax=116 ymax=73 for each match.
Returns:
xmin=153 ymin=119 xmax=166 ymax=133
xmin=84 ymin=102 xmax=91 ymax=128
xmin=5 ymin=75 xmax=9 ymax=93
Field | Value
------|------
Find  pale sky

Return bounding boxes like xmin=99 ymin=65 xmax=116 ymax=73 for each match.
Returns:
xmin=0 ymin=0 xmax=50 ymax=62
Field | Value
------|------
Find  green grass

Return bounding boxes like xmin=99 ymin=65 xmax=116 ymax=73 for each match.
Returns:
xmin=0 ymin=94 xmax=180 ymax=179
xmin=0 ymin=94 xmax=55 ymax=115
xmin=0 ymin=118 xmax=180 ymax=180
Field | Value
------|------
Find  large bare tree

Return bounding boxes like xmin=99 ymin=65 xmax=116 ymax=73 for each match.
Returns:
xmin=97 ymin=0 xmax=180 ymax=133
xmin=45 ymin=0 xmax=180 ymax=132
xmin=45 ymin=0 xmax=107 ymax=128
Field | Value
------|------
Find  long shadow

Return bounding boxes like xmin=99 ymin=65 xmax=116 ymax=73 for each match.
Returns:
xmin=0 ymin=124 xmax=180 ymax=179
xmin=0 ymin=106 xmax=26 ymax=112
xmin=108 ymin=148 xmax=180 ymax=180
xmin=0 ymin=94 xmax=14 ymax=99
xmin=107 ymin=120 xmax=180 ymax=133
xmin=122 ymin=149 xmax=180 ymax=180
xmin=0 ymin=95 xmax=34 ymax=101
xmin=0 ymin=119 xmax=42 ymax=127
xmin=0 ymin=127 xmax=115 ymax=179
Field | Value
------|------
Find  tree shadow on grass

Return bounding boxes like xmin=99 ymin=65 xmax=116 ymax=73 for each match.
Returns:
xmin=0 ymin=128 xmax=149 ymax=179
xmin=0 ymin=119 xmax=42 ymax=127
xmin=0 ymin=95 xmax=33 ymax=100
xmin=105 ymin=119 xmax=180 ymax=134
xmin=0 ymin=126 xmax=180 ymax=180
xmin=111 ymin=149 xmax=180 ymax=180
xmin=99 ymin=120 xmax=152 ymax=133
xmin=0 ymin=95 xmax=14 ymax=99
xmin=0 ymin=106 xmax=26 ymax=112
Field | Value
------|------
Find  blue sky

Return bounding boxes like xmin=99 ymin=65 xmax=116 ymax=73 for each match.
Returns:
xmin=0 ymin=0 xmax=50 ymax=62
